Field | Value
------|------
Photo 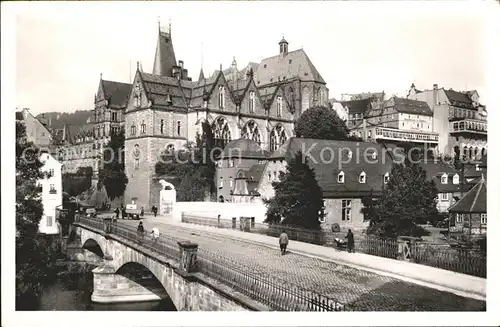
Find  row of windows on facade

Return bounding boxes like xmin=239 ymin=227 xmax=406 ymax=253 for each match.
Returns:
xmin=449 ymin=107 xmax=482 ymax=120
xmin=130 ymin=120 xmax=182 ymax=136
xmin=37 ymin=183 xmax=57 ymax=193
xmin=456 ymin=213 xmax=487 ymax=225
xmin=95 ymin=110 xmax=120 ymax=122
xmin=224 ymin=159 xmax=266 ymax=168
xmin=74 ymin=126 xmax=121 ymax=144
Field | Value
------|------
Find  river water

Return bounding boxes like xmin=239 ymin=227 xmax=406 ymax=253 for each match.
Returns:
xmin=37 ymin=268 xmax=176 ymax=311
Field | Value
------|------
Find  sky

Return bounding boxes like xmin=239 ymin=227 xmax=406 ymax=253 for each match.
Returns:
xmin=13 ymin=1 xmax=488 ymax=115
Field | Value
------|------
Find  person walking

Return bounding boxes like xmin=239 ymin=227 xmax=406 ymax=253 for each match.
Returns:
xmin=137 ymin=221 xmax=145 ymax=243
xmin=217 ymin=214 xmax=221 ymax=228
xmin=121 ymin=205 xmax=127 ymax=220
xmin=152 ymin=205 xmax=158 ymax=217
xmin=150 ymin=227 xmax=160 ymax=244
xmin=345 ymin=229 xmax=355 ymax=253
xmin=279 ymin=230 xmax=289 ymax=255
xmin=140 ymin=206 xmax=145 ymax=217
xmin=114 ymin=207 xmax=120 ymax=219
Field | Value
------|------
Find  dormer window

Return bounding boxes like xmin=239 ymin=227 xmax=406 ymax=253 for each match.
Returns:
xmin=452 ymin=174 xmax=459 ymax=185
xmin=166 ymin=93 xmax=172 ymax=104
xmin=384 ymin=172 xmax=390 ymax=184
xmin=441 ymin=173 xmax=448 ymax=184
xmin=277 ymin=96 xmax=283 ymax=117
xmin=337 ymin=171 xmax=345 ymax=184
xmin=359 ymin=172 xmax=366 ymax=184
xmin=218 ymin=86 xmax=225 ymax=109
xmin=203 ymin=100 xmax=208 ymax=108
xmin=249 ymin=91 xmax=255 ymax=113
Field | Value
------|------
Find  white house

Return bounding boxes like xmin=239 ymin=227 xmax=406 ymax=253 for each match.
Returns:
xmin=37 ymin=152 xmax=63 ymax=235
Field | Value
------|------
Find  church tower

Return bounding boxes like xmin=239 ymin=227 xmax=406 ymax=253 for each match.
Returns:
xmin=152 ymin=21 xmax=177 ymax=77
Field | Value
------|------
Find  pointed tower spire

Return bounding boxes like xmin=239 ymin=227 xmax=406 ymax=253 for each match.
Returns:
xmin=153 ymin=21 xmax=177 ymax=77
xmin=198 ymin=68 xmax=205 ymax=82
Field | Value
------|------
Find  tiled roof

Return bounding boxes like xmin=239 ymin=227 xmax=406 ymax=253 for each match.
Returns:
xmin=443 ymin=89 xmax=473 ymax=106
xmin=389 ymin=97 xmax=433 ymax=116
xmin=341 ymin=98 xmax=372 ymax=114
xmin=64 ymin=124 xmax=93 ymax=144
xmin=222 ymin=139 xmax=269 ymax=159
xmin=140 ymin=72 xmax=194 ymax=108
xmin=448 ymin=177 xmax=486 ymax=213
xmin=421 ymin=161 xmax=472 ymax=193
xmin=102 ymin=80 xmax=132 ymax=109
xmin=254 ymin=49 xmax=325 ymax=86
xmin=268 ymin=137 xmax=393 ymax=197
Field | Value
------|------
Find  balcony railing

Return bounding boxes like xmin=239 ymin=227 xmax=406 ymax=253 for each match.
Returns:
xmin=373 ymin=127 xmax=439 ymax=143
xmin=450 ymin=119 xmax=487 ymax=135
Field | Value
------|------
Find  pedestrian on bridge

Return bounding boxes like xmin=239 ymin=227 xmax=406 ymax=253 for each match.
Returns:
xmin=279 ymin=230 xmax=289 ymax=255
xmin=345 ymin=229 xmax=355 ymax=253
xmin=150 ymin=227 xmax=160 ymax=244
xmin=137 ymin=221 xmax=145 ymax=243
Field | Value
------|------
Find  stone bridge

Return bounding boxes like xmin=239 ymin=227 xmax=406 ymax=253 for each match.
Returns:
xmin=70 ymin=222 xmax=267 ymax=311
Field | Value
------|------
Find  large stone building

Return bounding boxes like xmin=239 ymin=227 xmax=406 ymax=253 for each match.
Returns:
xmin=123 ymin=25 xmax=329 ymax=209
xmin=56 ymin=78 xmax=132 ymax=179
xmin=349 ymin=96 xmax=440 ymax=149
xmin=407 ymin=83 xmax=487 ymax=158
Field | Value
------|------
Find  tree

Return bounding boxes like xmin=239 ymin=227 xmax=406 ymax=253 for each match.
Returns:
xmin=295 ymin=106 xmax=358 ymax=141
xmin=99 ymin=130 xmax=128 ymax=200
xmin=16 ymin=122 xmax=57 ymax=309
xmin=363 ymin=159 xmax=436 ymax=238
xmin=62 ymin=166 xmax=92 ymax=197
xmin=155 ymin=121 xmax=217 ymax=201
xmin=264 ymin=151 xmax=325 ymax=230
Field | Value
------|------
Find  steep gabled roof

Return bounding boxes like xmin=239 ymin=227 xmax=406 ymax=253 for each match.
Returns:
xmin=443 ymin=89 xmax=473 ymax=105
xmin=268 ymin=138 xmax=393 ymax=197
xmin=389 ymin=97 xmax=433 ymax=116
xmin=139 ymin=71 xmax=194 ymax=108
xmin=101 ymin=80 xmax=132 ymax=109
xmin=448 ymin=177 xmax=486 ymax=213
xmin=341 ymin=98 xmax=372 ymax=114
xmin=254 ymin=49 xmax=325 ymax=86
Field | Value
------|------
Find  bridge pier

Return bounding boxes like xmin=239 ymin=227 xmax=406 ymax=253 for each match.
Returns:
xmin=91 ymin=259 xmax=169 ymax=304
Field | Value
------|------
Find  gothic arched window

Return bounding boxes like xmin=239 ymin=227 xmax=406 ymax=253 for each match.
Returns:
xmin=212 ymin=116 xmax=231 ymax=148
xmin=270 ymin=125 xmax=287 ymax=152
xmin=249 ymin=91 xmax=255 ymax=113
xmin=241 ymin=121 xmax=261 ymax=145
xmin=277 ymin=96 xmax=283 ymax=117
xmin=302 ymin=87 xmax=310 ymax=113
xmin=218 ymin=86 xmax=225 ymax=109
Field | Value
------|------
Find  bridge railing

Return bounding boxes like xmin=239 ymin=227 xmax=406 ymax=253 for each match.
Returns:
xmin=76 ymin=215 xmax=181 ymax=261
xmin=197 ymin=248 xmax=347 ymax=311
xmin=75 ymin=215 xmax=348 ymax=311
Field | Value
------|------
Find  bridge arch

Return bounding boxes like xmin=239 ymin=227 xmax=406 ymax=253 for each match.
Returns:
xmin=115 ymin=257 xmax=181 ymax=310
xmin=82 ymin=238 xmax=105 ymax=258
xmin=115 ymin=262 xmax=177 ymax=311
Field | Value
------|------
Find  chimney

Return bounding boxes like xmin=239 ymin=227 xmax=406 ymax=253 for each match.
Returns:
xmin=179 ymin=60 xmax=184 ymax=69
xmin=363 ymin=118 xmax=367 ymax=141
xmin=433 ymin=84 xmax=439 ymax=106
